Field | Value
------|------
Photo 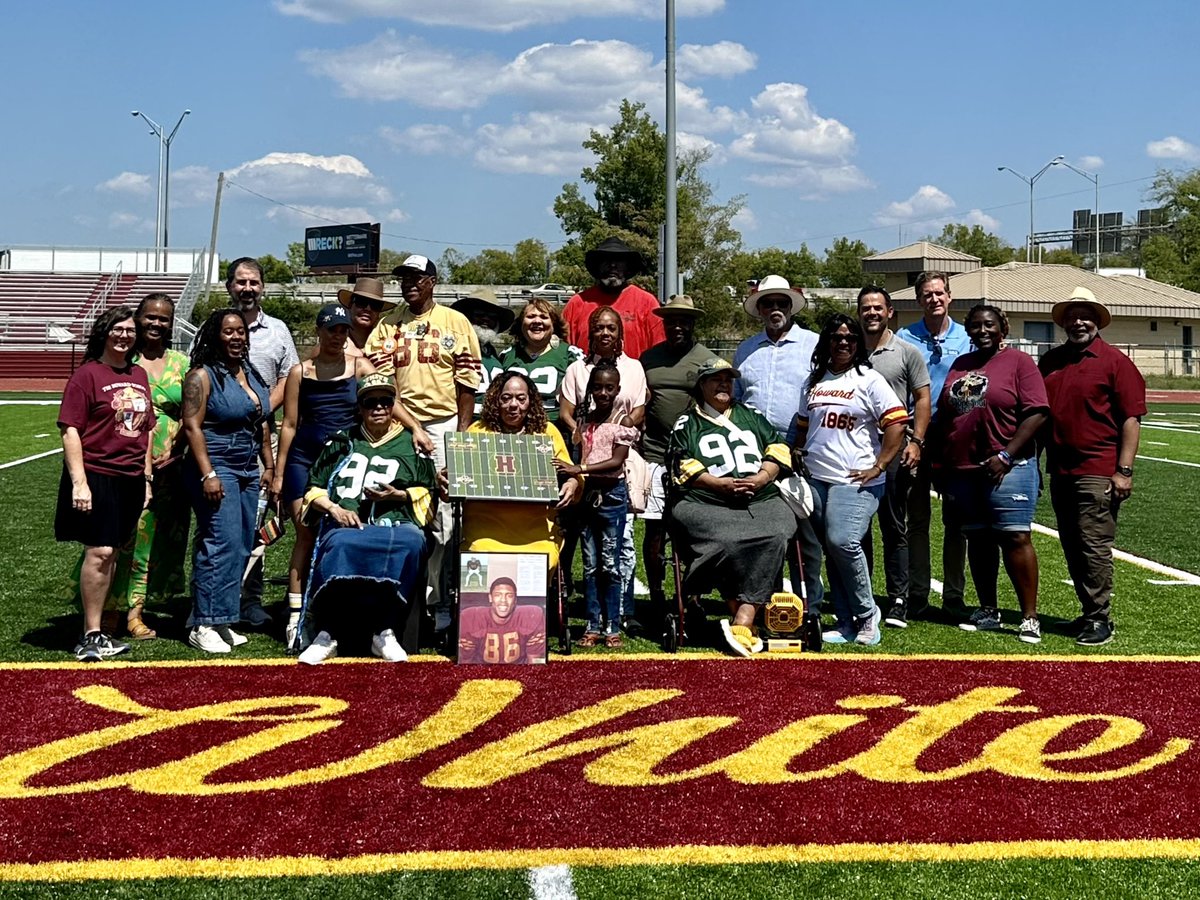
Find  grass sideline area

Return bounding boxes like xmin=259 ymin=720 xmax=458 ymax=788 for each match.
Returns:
xmin=2 ymin=392 xmax=1200 ymax=898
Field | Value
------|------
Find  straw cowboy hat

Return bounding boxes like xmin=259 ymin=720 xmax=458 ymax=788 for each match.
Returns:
xmin=1051 ymin=286 xmax=1112 ymax=329
xmin=653 ymin=294 xmax=705 ymax=319
xmin=744 ymin=274 xmax=807 ymax=318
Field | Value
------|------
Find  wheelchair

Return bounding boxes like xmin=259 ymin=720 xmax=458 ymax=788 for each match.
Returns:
xmin=657 ymin=452 xmax=822 ymax=654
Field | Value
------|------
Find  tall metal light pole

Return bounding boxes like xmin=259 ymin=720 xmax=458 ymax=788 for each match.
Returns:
xmin=131 ymin=109 xmax=190 ymax=271
xmin=1053 ymin=160 xmax=1101 ymax=273
xmin=663 ymin=0 xmax=678 ymax=302
xmin=998 ymin=155 xmax=1064 ymax=260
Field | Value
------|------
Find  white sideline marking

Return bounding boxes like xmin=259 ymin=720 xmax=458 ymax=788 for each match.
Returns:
xmin=1145 ymin=440 xmax=1169 ymax=446
xmin=0 ymin=448 xmax=62 ymax=470
xmin=529 ymin=864 xmax=577 ymax=900
xmin=1136 ymin=454 xmax=1200 ymax=469
xmin=0 ymin=400 xmax=58 ymax=406
xmin=927 ymin=490 xmax=1200 ymax=587
xmin=1030 ymin=522 xmax=1200 ymax=586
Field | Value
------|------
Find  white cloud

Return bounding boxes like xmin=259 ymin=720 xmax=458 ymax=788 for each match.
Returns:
xmin=746 ymin=165 xmax=871 ymax=198
xmin=300 ymin=33 xmax=499 ymax=108
xmin=731 ymin=83 xmax=858 ymax=164
xmin=380 ymin=124 xmax=470 ymax=156
xmin=499 ymin=40 xmax=657 ymax=107
xmin=873 ymin=185 xmax=955 ymax=227
xmin=731 ymin=207 xmax=757 ymax=231
xmin=677 ymin=41 xmax=757 ymax=79
xmin=873 ymin=185 xmax=1001 ymax=232
xmin=97 ymin=172 xmax=152 ymax=195
xmin=474 ymin=113 xmax=597 ymax=175
xmin=1076 ymin=155 xmax=1104 ymax=171
xmin=678 ymin=130 xmax=724 ymax=163
xmin=107 ymin=211 xmax=153 ymax=231
xmin=228 ymin=152 xmax=392 ymax=204
xmin=963 ymin=209 xmax=1000 ymax=231
xmin=276 ymin=0 xmax=723 ymax=31
xmin=1147 ymin=135 xmax=1200 ymax=163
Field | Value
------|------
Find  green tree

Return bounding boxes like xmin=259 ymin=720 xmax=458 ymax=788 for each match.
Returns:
xmin=822 ymin=238 xmax=874 ymax=288
xmin=553 ymin=99 xmax=745 ymax=337
xmin=1143 ymin=169 xmax=1200 ymax=290
xmin=727 ymin=246 xmax=824 ymax=293
xmin=928 ymin=224 xmax=1015 ymax=268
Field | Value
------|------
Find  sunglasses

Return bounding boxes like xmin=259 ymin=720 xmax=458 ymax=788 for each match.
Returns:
xmin=831 ymin=334 xmax=859 ymax=344
xmin=351 ymin=297 xmax=386 ymax=312
xmin=360 ymin=395 xmax=394 ymax=410
xmin=758 ymin=299 xmax=791 ymax=311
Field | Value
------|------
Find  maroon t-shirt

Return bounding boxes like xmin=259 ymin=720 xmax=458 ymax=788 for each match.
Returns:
xmin=937 ymin=348 xmax=1049 ymax=471
xmin=1039 ymin=336 xmax=1147 ymax=476
xmin=57 ymin=360 xmax=154 ymax=477
xmin=561 ymin=284 xmax=665 ymax=360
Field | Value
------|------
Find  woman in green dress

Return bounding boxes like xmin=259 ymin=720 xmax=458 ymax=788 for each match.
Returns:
xmin=69 ymin=293 xmax=191 ymax=638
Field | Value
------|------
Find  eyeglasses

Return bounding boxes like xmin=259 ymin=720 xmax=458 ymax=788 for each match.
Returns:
xmin=757 ymin=298 xmax=791 ymax=311
xmin=399 ymin=274 xmax=432 ymax=286
xmin=110 ymin=327 xmax=138 ymax=336
xmin=830 ymin=334 xmax=859 ymax=344
xmin=351 ymin=296 xmax=386 ymax=312
xmin=360 ymin=395 xmax=393 ymax=410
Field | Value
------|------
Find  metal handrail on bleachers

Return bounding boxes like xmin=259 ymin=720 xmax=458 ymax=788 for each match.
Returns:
xmin=79 ymin=262 xmax=122 ymax=336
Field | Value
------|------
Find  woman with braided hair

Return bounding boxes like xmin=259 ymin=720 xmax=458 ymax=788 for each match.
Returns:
xmin=936 ymin=303 xmax=1049 ymax=644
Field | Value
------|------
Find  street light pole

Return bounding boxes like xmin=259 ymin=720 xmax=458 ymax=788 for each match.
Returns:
xmin=1053 ymin=160 xmax=1101 ymax=273
xmin=998 ymin=155 xmax=1064 ymax=261
xmin=663 ymin=0 xmax=678 ymax=302
xmin=131 ymin=108 xmax=190 ymax=271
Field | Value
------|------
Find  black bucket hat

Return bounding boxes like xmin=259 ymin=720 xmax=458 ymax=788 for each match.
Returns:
xmin=584 ymin=236 xmax=645 ymax=280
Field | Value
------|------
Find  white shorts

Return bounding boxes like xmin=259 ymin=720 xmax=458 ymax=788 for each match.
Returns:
xmin=638 ymin=462 xmax=668 ymax=521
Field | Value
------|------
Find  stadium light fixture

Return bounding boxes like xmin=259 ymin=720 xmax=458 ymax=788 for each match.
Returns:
xmin=131 ymin=109 xmax=190 ymax=271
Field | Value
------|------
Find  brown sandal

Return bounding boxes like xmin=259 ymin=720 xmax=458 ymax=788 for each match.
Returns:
xmin=577 ymin=632 xmax=602 ymax=647
xmin=127 ymin=615 xmax=157 ymax=640
xmin=605 ymin=633 xmax=623 ymax=649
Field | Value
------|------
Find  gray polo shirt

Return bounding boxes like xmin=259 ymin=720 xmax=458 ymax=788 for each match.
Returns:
xmin=868 ymin=331 xmax=930 ymax=410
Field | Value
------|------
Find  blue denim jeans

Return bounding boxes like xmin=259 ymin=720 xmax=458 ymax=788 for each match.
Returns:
xmin=187 ymin=468 xmax=259 ymax=626
xmin=809 ymin=479 xmax=883 ymax=624
xmin=581 ymin=481 xmax=628 ymax=635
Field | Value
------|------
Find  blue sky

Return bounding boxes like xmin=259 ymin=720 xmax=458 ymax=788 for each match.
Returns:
xmin=3 ymin=0 xmax=1199 ymax=268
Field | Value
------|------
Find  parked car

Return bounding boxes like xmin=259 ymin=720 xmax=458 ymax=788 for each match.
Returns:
xmin=525 ymin=283 xmax=574 ymax=296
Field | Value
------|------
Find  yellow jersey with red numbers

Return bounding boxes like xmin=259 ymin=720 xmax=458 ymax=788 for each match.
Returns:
xmin=364 ymin=303 xmax=481 ymax=421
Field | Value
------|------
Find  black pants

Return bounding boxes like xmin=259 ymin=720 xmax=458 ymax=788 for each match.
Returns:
xmin=1050 ymin=474 xmax=1120 ymax=623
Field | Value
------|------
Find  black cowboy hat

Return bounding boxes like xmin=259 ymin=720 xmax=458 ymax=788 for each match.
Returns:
xmin=584 ymin=236 xmax=645 ymax=280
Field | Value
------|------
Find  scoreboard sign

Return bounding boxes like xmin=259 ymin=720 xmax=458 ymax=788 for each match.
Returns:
xmin=304 ymin=223 xmax=380 ymax=271
xmin=444 ymin=431 xmax=559 ymax=502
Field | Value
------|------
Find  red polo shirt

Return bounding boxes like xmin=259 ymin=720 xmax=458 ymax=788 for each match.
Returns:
xmin=562 ymin=284 xmax=665 ymax=361
xmin=1039 ymin=336 xmax=1147 ymax=476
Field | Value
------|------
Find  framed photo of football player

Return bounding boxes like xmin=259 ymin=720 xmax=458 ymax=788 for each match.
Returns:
xmin=457 ymin=552 xmax=549 ymax=665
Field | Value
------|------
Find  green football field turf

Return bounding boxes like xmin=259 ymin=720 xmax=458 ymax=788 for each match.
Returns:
xmin=3 ymin=394 xmax=1200 ymax=897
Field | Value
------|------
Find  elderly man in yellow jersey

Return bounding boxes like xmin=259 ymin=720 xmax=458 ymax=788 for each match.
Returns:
xmin=365 ymin=254 xmax=481 ymax=639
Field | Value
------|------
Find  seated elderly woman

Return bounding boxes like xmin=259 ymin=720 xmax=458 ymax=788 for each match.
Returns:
xmin=296 ymin=373 xmax=436 ymax=664
xmin=665 ymin=358 xmax=795 ymax=657
xmin=457 ymin=370 xmax=582 ymax=569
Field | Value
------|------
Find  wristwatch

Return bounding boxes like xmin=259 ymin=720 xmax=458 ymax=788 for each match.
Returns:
xmin=1116 ymin=465 xmax=1133 ymax=477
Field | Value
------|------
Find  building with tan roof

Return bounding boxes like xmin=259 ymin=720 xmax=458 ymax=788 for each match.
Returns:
xmin=889 ymin=262 xmax=1200 ymax=375
xmin=862 ymin=241 xmax=982 ymax=293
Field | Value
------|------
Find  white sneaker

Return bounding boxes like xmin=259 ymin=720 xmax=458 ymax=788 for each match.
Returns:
xmin=371 ymin=628 xmax=408 ymax=662
xmin=216 ymin=625 xmax=248 ymax=647
xmin=189 ymin=626 xmax=231 ymax=654
xmin=298 ymin=631 xmax=338 ymax=665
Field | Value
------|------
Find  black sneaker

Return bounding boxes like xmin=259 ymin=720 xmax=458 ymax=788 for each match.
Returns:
xmin=884 ymin=599 xmax=908 ymax=628
xmin=93 ymin=632 xmax=131 ymax=659
xmin=621 ymin=616 xmax=645 ymax=637
xmin=1076 ymin=620 xmax=1115 ymax=646
xmin=239 ymin=603 xmax=274 ymax=627
xmin=73 ymin=633 xmax=103 ymax=663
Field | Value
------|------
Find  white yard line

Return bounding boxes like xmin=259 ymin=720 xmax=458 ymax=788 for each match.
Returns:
xmin=1140 ymin=423 xmax=1200 ymax=435
xmin=529 ymin=864 xmax=578 ymax=900
xmin=925 ymin=490 xmax=1200 ymax=587
xmin=1145 ymin=440 xmax=1169 ymax=446
xmin=1136 ymin=454 xmax=1200 ymax=469
xmin=0 ymin=448 xmax=62 ymax=470
xmin=0 ymin=400 xmax=58 ymax=406
xmin=1030 ymin=522 xmax=1200 ymax=585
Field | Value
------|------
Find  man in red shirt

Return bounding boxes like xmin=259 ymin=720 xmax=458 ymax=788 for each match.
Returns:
xmin=561 ymin=237 xmax=664 ymax=360
xmin=1039 ymin=287 xmax=1146 ymax=646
